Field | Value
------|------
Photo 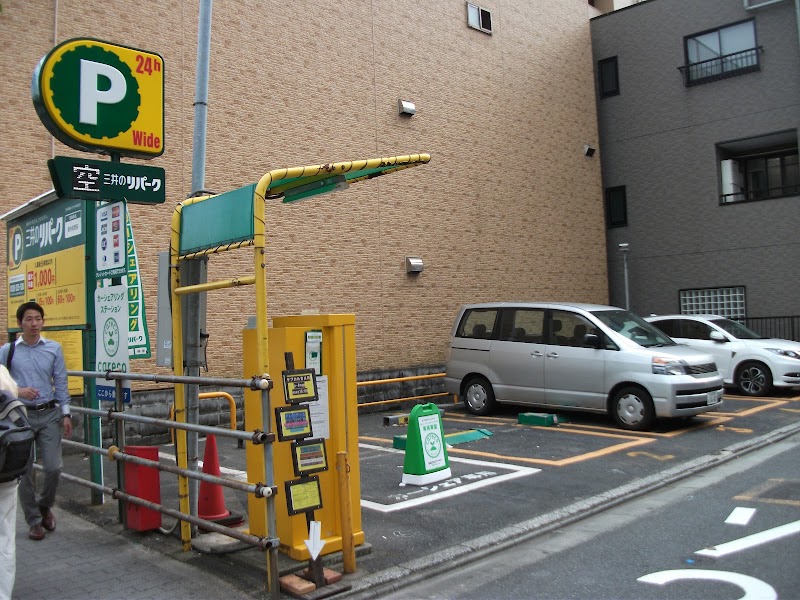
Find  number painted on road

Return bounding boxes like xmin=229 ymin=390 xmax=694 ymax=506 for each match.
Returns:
xmin=638 ymin=569 xmax=776 ymax=600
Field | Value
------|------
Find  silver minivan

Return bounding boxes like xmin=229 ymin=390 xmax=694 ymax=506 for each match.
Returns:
xmin=444 ymin=302 xmax=724 ymax=431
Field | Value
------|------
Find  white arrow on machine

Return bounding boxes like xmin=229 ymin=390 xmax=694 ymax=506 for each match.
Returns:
xmin=305 ymin=520 xmax=326 ymax=560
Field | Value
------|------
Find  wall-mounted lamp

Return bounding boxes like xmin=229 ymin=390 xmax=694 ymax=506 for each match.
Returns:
xmin=584 ymin=144 xmax=596 ymax=158
xmin=398 ymin=99 xmax=416 ymax=116
xmin=405 ymin=256 xmax=424 ymax=274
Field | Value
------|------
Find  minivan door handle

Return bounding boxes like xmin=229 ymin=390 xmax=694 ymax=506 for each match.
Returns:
xmin=546 ymin=352 xmax=559 ymax=358
xmin=531 ymin=351 xmax=543 ymax=357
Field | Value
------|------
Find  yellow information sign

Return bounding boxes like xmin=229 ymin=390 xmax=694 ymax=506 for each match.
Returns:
xmin=44 ymin=330 xmax=84 ymax=395
xmin=282 ymin=369 xmax=319 ymax=405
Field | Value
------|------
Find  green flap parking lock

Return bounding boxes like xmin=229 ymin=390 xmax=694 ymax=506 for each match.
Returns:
xmin=401 ymin=403 xmax=452 ymax=486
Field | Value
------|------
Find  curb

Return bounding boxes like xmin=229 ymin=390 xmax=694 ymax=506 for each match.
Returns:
xmin=340 ymin=420 xmax=800 ymax=599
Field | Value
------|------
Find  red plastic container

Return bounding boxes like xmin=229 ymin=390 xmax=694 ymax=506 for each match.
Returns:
xmin=123 ymin=446 xmax=162 ymax=531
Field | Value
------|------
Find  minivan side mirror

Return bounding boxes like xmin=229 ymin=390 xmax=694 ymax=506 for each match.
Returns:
xmin=583 ymin=333 xmax=602 ymax=348
xmin=709 ymin=330 xmax=727 ymax=342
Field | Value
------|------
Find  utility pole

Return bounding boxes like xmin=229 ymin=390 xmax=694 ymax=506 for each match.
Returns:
xmin=184 ymin=0 xmax=213 ymax=524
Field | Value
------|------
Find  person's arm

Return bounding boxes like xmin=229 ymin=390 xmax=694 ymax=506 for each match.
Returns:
xmin=52 ymin=344 xmax=72 ymax=437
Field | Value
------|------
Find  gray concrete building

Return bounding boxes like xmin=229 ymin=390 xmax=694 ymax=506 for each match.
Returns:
xmin=591 ymin=0 xmax=799 ymax=325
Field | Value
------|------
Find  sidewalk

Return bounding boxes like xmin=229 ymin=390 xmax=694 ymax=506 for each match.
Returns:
xmin=13 ymin=506 xmax=258 ymax=600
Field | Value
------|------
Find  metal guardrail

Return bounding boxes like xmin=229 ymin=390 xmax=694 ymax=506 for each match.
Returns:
xmin=356 ymin=372 xmax=456 ymax=408
xmin=64 ymin=369 xmax=280 ymax=600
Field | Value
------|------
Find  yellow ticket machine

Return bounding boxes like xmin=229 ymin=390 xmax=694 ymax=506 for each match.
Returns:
xmin=243 ymin=314 xmax=364 ymax=560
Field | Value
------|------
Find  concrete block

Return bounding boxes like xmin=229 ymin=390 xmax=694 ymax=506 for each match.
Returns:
xmin=518 ymin=412 xmax=559 ymax=426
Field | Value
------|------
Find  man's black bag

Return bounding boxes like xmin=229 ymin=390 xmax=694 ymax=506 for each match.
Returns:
xmin=0 ymin=396 xmax=34 ymax=483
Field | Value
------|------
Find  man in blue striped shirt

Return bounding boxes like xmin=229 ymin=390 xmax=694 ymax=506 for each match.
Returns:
xmin=0 ymin=301 xmax=71 ymax=541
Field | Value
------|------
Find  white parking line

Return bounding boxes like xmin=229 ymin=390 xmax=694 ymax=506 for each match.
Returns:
xmin=696 ymin=519 xmax=800 ymax=557
xmin=358 ymin=442 xmax=540 ymax=513
xmin=725 ymin=507 xmax=756 ymax=526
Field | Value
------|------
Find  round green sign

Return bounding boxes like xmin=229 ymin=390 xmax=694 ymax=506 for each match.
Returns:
xmin=103 ymin=317 xmax=121 ymax=358
xmin=49 ymin=44 xmax=141 ymax=138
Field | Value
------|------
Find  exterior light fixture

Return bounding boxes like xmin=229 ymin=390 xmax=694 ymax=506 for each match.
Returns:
xmin=405 ymin=256 xmax=424 ymax=274
xmin=398 ymin=99 xmax=416 ymax=116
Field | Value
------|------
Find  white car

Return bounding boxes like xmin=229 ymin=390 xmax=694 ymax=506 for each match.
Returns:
xmin=645 ymin=314 xmax=800 ymax=396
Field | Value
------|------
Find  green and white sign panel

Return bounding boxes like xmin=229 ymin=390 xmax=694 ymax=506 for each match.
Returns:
xmin=94 ymin=285 xmax=131 ymax=403
xmin=401 ymin=403 xmax=451 ymax=486
xmin=125 ymin=211 xmax=151 ymax=358
xmin=48 ymin=156 xmax=165 ymax=204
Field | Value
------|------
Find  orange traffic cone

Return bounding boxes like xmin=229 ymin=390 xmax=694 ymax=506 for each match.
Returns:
xmin=198 ymin=434 xmax=244 ymax=527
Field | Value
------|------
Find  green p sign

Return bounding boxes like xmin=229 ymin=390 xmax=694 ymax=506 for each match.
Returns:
xmin=32 ymin=38 xmax=164 ymax=159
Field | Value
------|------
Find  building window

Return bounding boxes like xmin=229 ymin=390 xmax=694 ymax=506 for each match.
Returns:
xmin=598 ymin=56 xmax=619 ymax=98
xmin=604 ymin=186 xmax=627 ymax=228
xmin=679 ymin=287 xmax=746 ymax=320
xmin=680 ymin=19 xmax=761 ymax=86
xmin=718 ymin=130 xmax=799 ymax=204
xmin=467 ymin=3 xmax=492 ymax=34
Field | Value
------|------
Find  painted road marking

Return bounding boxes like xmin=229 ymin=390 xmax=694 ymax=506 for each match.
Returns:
xmin=725 ymin=507 xmax=756 ymax=526
xmin=716 ymin=425 xmax=753 ymax=433
xmin=359 ymin=443 xmax=539 ymax=513
xmin=639 ymin=570 xmax=776 ymax=599
xmin=363 ymin=423 xmax=654 ymax=467
xmin=627 ymin=451 xmax=674 ymax=461
xmin=695 ymin=519 xmax=800 ymax=557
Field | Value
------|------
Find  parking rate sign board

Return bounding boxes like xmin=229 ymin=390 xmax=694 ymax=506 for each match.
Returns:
xmin=6 ymin=198 xmax=86 ymax=328
xmin=32 ymin=38 xmax=164 ymax=159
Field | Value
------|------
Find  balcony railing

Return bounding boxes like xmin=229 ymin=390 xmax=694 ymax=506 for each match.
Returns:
xmin=740 ymin=316 xmax=800 ymax=342
xmin=679 ymin=47 xmax=762 ymax=87
xmin=720 ymin=183 xmax=800 ymax=204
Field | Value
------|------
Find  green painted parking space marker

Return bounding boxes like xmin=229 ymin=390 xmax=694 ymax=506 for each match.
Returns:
xmin=393 ymin=428 xmax=493 ymax=450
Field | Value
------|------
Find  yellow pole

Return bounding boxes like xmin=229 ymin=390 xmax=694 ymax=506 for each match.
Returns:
xmin=337 ymin=451 xmax=356 ymax=573
xmin=169 ymin=203 xmax=192 ymax=550
xmin=252 ymin=179 xmax=279 ymax=595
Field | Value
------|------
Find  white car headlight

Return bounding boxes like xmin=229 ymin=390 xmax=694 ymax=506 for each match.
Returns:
xmin=652 ymin=356 xmax=688 ymax=375
xmin=765 ymin=348 xmax=800 ymax=360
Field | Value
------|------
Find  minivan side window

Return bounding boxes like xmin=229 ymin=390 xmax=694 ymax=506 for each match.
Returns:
xmin=499 ymin=308 xmax=545 ymax=343
xmin=457 ymin=309 xmax=498 ymax=339
xmin=550 ymin=310 xmax=599 ymax=348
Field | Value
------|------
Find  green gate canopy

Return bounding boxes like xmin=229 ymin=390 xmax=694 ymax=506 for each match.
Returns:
xmin=178 ymin=153 xmax=431 ymax=255
xmin=259 ymin=153 xmax=431 ymax=203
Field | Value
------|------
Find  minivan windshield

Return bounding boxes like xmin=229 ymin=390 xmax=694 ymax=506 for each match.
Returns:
xmin=591 ymin=309 xmax=676 ymax=348
xmin=710 ymin=318 xmax=762 ymax=339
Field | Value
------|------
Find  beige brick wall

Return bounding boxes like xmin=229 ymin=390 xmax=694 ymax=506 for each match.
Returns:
xmin=0 ymin=0 xmax=607 ymax=381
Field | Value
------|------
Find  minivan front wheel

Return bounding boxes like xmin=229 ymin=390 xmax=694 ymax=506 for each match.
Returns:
xmin=462 ymin=376 xmax=496 ymax=416
xmin=610 ymin=386 xmax=655 ymax=431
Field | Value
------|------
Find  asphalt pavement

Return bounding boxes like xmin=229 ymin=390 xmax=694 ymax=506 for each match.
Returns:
xmin=11 ymin=394 xmax=800 ymax=600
